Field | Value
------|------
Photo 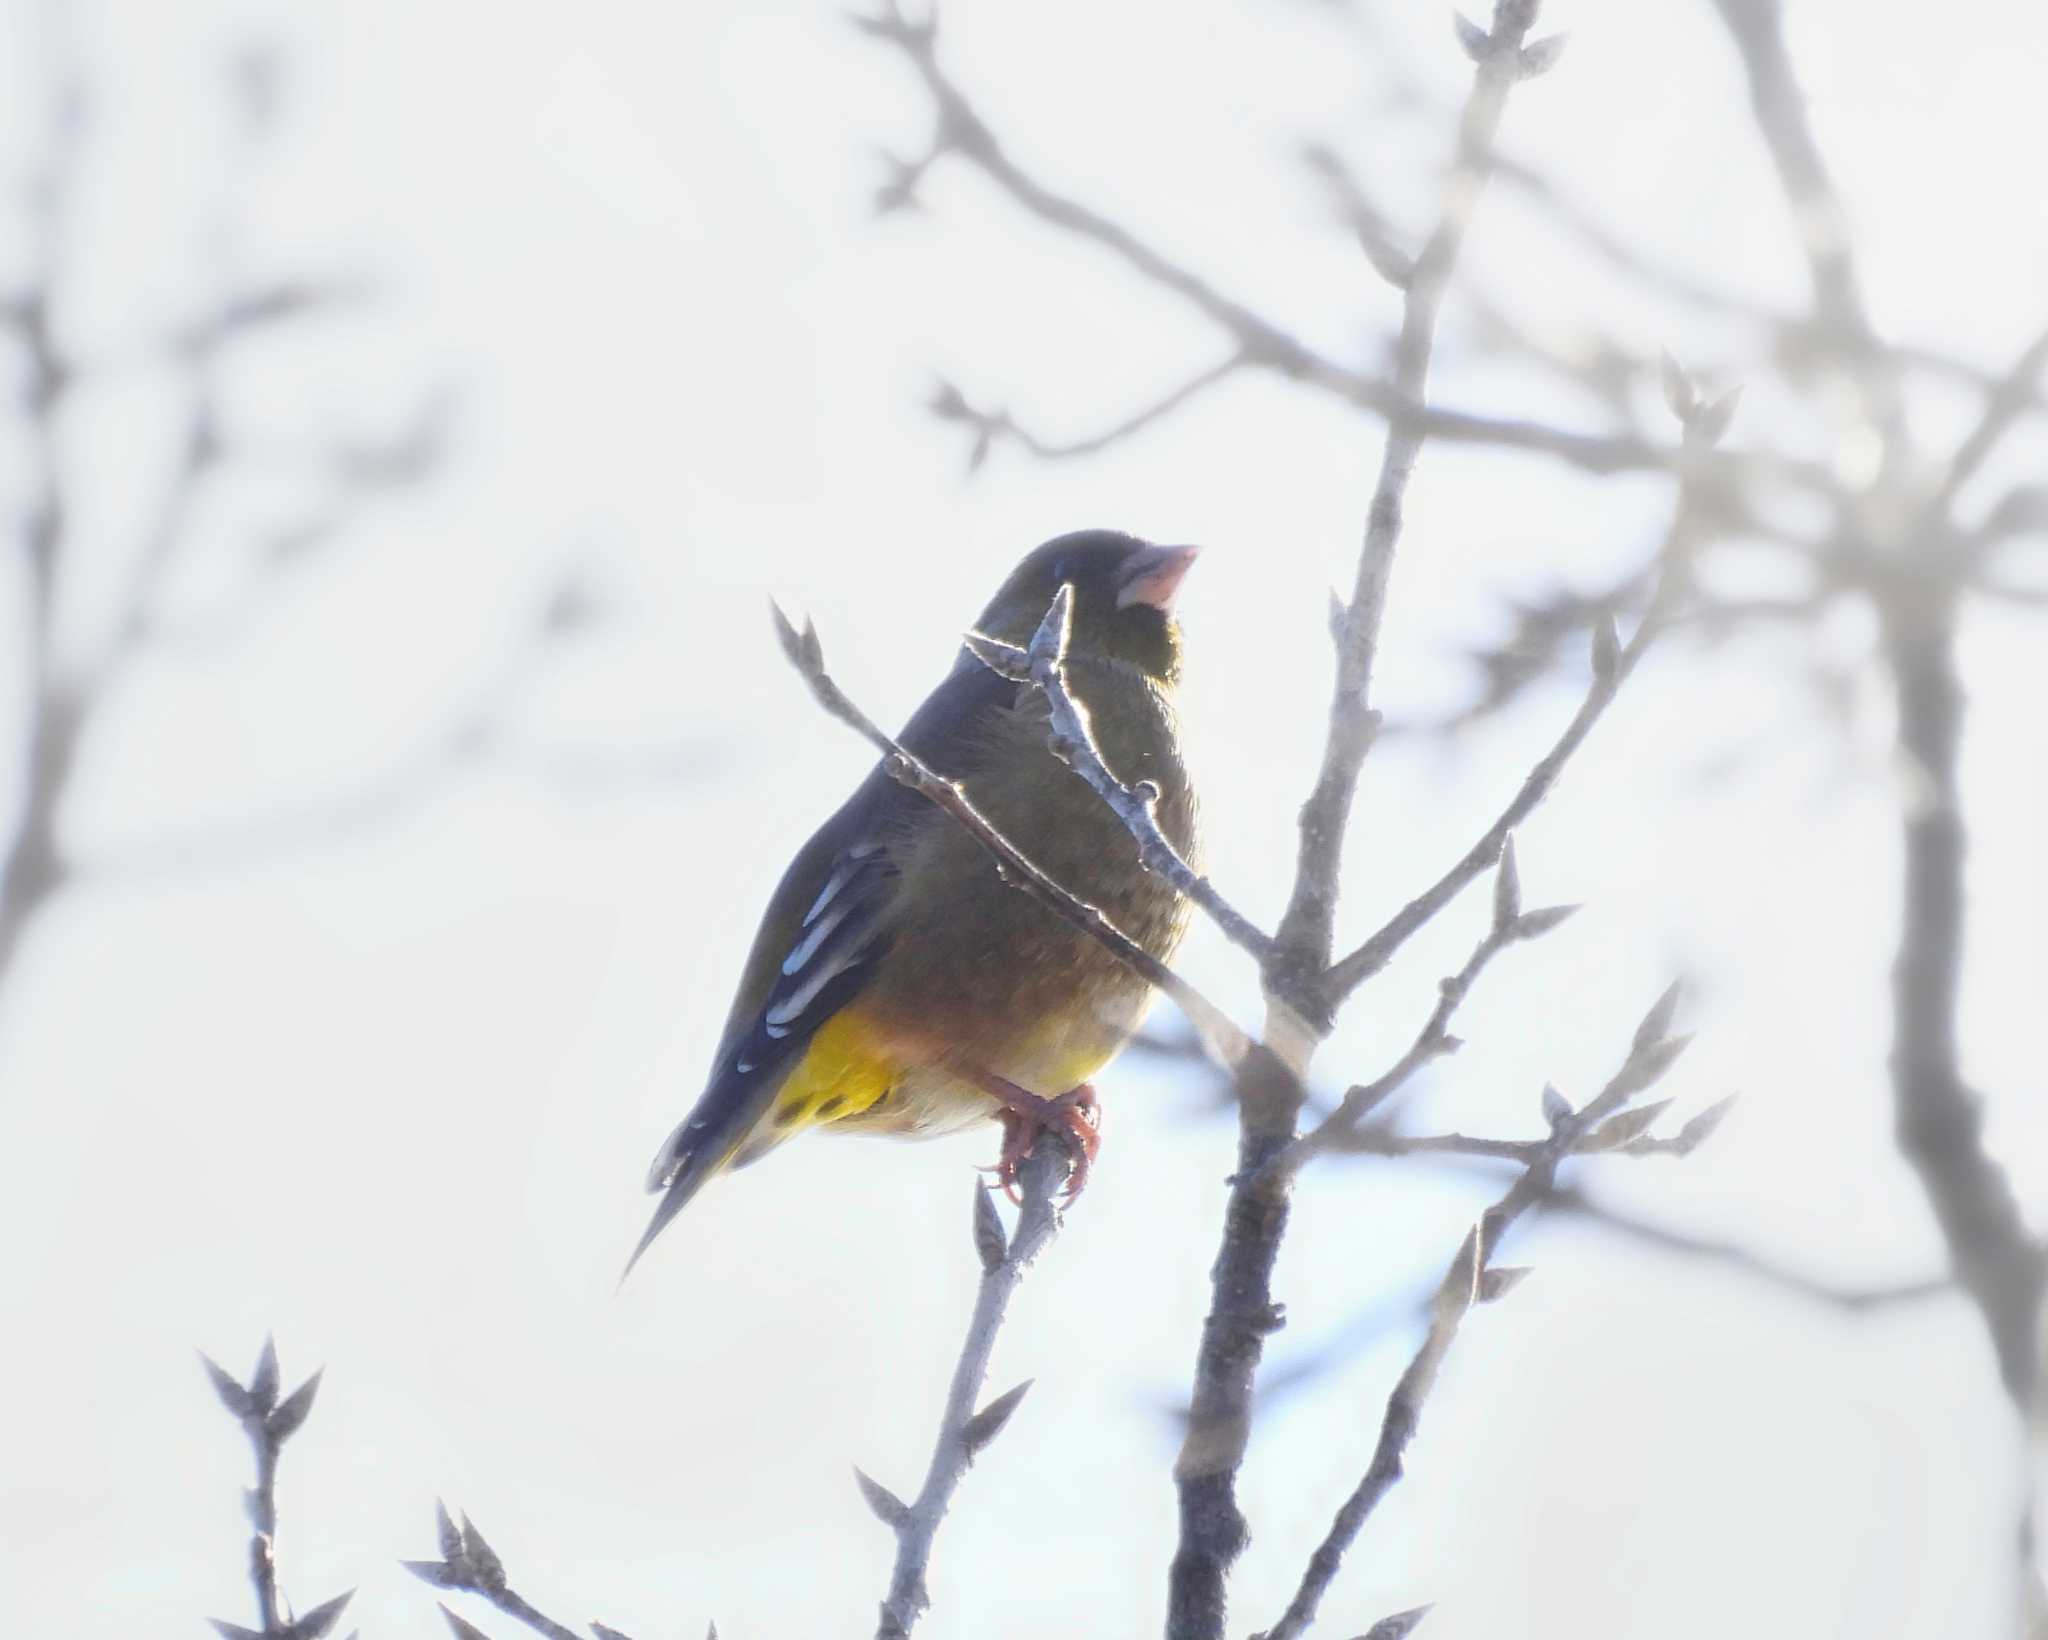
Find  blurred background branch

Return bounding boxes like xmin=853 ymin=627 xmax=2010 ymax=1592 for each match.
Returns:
xmin=0 ymin=26 xmax=581 ymax=1013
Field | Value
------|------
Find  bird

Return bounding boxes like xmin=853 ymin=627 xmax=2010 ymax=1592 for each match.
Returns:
xmin=628 ymin=529 xmax=1201 ymax=1273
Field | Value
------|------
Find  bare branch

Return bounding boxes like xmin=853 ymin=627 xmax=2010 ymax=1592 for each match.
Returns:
xmin=858 ymin=0 xmax=1824 ymax=499
xmin=1544 ymin=1183 xmax=1954 ymax=1312
xmin=1250 ymin=1170 xmax=1952 ymax=1415
xmin=962 ymin=589 xmax=1275 ymax=964
xmin=202 ymin=1340 xmax=351 ymax=1638
xmin=1932 ymin=320 xmax=2048 ymax=518
xmin=770 ymin=603 xmax=1251 ymax=1067
xmin=1267 ymin=0 xmax=1538 ymax=1009
xmin=872 ymin=1153 xmax=1069 ymax=1638
xmin=1169 ymin=8 xmax=1546 ymax=1633
xmin=928 ymin=354 xmax=1244 ymax=468
xmin=1882 ymin=605 xmax=2045 ymax=1404
xmin=1259 ymin=986 xmax=1697 ymax=1639
xmin=1290 ymin=847 xmax=1580 ymax=1166
xmin=1704 ymin=0 xmax=1902 ymax=454
xmin=1322 ymin=505 xmax=1678 ymax=1013
xmin=405 ymin=1505 xmax=642 ymax=1640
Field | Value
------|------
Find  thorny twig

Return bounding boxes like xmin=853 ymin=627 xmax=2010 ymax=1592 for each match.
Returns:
xmin=1257 ymin=984 xmax=1703 ymax=1640
xmin=865 ymin=1148 xmax=1068 ymax=1638
xmin=201 ymin=1339 xmax=354 ymax=1640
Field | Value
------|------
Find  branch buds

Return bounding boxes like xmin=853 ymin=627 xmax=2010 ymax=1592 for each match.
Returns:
xmin=1659 ymin=351 xmax=1741 ymax=447
xmin=1491 ymin=835 xmax=1521 ymax=930
xmin=1454 ymin=3 xmax=1560 ymax=73
xmin=199 ymin=1340 xmax=323 ymax=1445
xmin=972 ymin=1181 xmax=1008 ymax=1272
xmin=404 ymin=1504 xmax=508 ymax=1596
xmin=1363 ymin=1604 xmax=1436 ymax=1640
xmin=1591 ymin=612 xmax=1620 ymax=684
xmin=962 ymin=1378 xmax=1034 ymax=1457
xmin=854 ymin=1466 xmax=912 ymax=1530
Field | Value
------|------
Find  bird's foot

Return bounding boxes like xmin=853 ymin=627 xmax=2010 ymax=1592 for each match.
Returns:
xmin=976 ymin=1077 xmax=1101 ymax=1204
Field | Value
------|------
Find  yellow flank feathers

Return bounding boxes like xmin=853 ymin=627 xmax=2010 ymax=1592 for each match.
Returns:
xmin=765 ymin=1009 xmax=898 ymax=1135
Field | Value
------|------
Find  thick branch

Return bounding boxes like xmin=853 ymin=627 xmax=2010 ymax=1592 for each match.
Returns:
xmin=1883 ymin=603 xmax=2044 ymax=1403
xmin=871 ymin=1152 xmax=1066 ymax=1637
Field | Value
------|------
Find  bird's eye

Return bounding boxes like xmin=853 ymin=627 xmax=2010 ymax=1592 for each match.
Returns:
xmin=1049 ymin=557 xmax=1072 ymax=584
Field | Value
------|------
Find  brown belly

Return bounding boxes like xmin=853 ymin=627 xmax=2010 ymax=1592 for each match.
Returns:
xmin=828 ymin=675 xmax=1196 ymax=1134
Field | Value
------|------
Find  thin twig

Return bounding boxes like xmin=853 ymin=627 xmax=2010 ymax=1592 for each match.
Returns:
xmin=1257 ymin=984 xmax=1698 ymax=1640
xmin=406 ymin=1502 xmax=644 ymax=1640
xmin=1250 ymin=1166 xmax=1950 ymax=1414
xmin=859 ymin=1 xmax=1823 ymax=503
xmin=1320 ymin=454 xmax=1720 ymax=1015
xmin=770 ymin=602 xmax=1251 ymax=1067
xmin=1704 ymin=0 xmax=1903 ymax=457
xmin=0 ymin=41 xmax=458 ymax=1005
xmin=1543 ymin=1183 xmax=1955 ymax=1312
xmin=1931 ymin=319 xmax=2048 ymax=517
xmin=930 ymin=353 xmax=1244 ymax=467
xmin=1289 ymin=838 xmax=1579 ymax=1167
xmin=869 ymin=1149 xmax=1067 ymax=1637
xmin=1321 ymin=608 xmax=1646 ymax=1010
xmin=1268 ymin=2 xmax=1540 ymax=1005
xmin=201 ymin=1339 xmax=350 ymax=1640
xmin=962 ymin=588 xmax=1276 ymax=964
xmin=0 ymin=63 xmax=85 ymax=995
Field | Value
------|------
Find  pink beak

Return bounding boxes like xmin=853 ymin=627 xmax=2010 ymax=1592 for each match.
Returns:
xmin=1116 ymin=544 xmax=1200 ymax=610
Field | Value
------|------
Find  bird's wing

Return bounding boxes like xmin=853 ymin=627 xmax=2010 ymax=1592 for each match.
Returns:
xmin=627 ymin=649 xmax=1016 ymax=1271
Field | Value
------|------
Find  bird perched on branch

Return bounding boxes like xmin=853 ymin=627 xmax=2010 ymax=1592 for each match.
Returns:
xmin=630 ymin=530 xmax=1200 ymax=1273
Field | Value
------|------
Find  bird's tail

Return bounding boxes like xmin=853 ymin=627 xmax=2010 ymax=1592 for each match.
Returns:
xmin=620 ymin=1119 xmax=748 ymax=1284
xmin=621 ymin=1033 xmax=807 ymax=1283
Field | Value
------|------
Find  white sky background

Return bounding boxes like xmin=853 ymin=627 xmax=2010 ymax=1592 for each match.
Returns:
xmin=2 ymin=0 xmax=2045 ymax=1635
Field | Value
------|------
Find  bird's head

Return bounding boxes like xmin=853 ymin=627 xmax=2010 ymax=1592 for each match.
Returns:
xmin=973 ymin=530 xmax=1199 ymax=684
